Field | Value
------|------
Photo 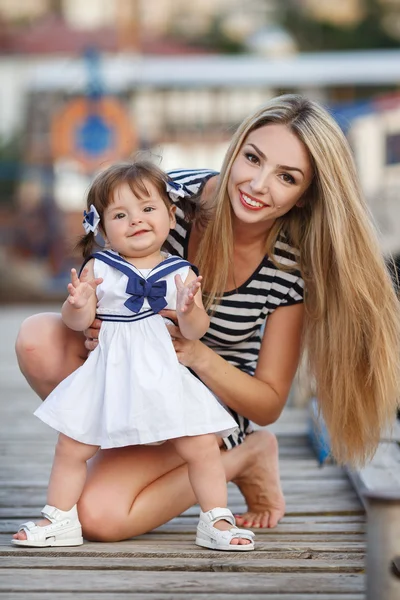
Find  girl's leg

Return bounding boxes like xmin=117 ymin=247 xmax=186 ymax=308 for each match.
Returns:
xmin=170 ymin=434 xmax=227 ymax=510
xmin=74 ymin=430 xmax=268 ymax=542
xmin=13 ymin=434 xmax=99 ymax=540
xmin=47 ymin=434 xmax=99 ymax=510
xmin=171 ymin=434 xmax=250 ymax=545
xmin=15 ymin=313 xmax=87 ymax=399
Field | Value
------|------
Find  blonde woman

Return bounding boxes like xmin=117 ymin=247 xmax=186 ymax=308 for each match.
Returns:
xmin=14 ymin=95 xmax=400 ymax=543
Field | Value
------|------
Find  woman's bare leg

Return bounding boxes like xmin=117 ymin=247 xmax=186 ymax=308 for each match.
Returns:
xmin=233 ymin=430 xmax=285 ymax=529
xmin=76 ymin=429 xmax=271 ymax=542
xmin=15 ymin=313 xmax=87 ymax=399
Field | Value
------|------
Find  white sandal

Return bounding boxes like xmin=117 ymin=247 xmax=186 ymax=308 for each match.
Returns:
xmin=12 ymin=504 xmax=83 ymax=547
xmin=195 ymin=507 xmax=255 ymax=551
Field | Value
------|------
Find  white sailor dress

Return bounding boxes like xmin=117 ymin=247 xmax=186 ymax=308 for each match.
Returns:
xmin=35 ymin=251 xmax=238 ymax=448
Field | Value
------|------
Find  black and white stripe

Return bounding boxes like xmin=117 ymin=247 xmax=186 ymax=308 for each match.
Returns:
xmin=166 ymin=169 xmax=304 ymax=450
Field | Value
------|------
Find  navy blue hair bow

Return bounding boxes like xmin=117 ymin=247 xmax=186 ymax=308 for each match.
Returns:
xmin=124 ymin=277 xmax=167 ymax=314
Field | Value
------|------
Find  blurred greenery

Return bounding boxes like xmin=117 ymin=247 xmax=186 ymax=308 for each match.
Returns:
xmin=279 ymin=0 xmax=400 ymax=52
xmin=0 ymin=134 xmax=21 ymax=205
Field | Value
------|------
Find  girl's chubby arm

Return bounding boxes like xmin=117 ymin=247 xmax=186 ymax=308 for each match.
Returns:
xmin=61 ymin=260 xmax=103 ymax=332
xmin=165 ymin=302 xmax=304 ymax=426
xmin=174 ymin=269 xmax=210 ymax=340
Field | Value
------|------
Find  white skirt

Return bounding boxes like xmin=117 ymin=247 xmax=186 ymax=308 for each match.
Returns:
xmin=35 ymin=314 xmax=237 ymax=448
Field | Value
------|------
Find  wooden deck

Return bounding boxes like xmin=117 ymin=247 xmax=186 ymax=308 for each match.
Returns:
xmin=0 ymin=306 xmax=366 ymax=599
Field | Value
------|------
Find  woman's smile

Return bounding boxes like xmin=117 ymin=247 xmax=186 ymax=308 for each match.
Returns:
xmin=239 ymin=190 xmax=269 ymax=210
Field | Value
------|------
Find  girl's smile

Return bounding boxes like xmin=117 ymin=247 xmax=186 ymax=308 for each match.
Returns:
xmin=102 ymin=181 xmax=176 ymax=267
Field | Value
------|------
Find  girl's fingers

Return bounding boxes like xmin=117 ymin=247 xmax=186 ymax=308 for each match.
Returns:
xmin=174 ymin=274 xmax=184 ymax=290
xmin=70 ymin=268 xmax=80 ymax=288
xmin=79 ymin=266 xmax=89 ymax=282
xmin=90 ymin=277 xmax=103 ymax=290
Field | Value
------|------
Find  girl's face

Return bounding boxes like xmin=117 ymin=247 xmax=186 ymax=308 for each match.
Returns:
xmin=227 ymin=124 xmax=313 ymax=231
xmin=102 ymin=181 xmax=176 ymax=261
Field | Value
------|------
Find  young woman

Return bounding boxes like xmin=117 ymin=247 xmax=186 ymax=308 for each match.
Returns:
xmin=14 ymin=95 xmax=400 ymax=542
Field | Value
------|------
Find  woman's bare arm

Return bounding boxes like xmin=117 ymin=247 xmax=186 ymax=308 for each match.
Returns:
xmin=167 ymin=303 xmax=304 ymax=426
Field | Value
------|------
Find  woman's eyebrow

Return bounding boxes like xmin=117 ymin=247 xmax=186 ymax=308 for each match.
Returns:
xmin=247 ymin=143 xmax=305 ymax=177
xmin=277 ymin=164 xmax=304 ymax=177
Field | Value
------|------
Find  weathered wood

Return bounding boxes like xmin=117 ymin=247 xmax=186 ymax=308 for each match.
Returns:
xmin=0 ymin=594 xmax=366 ymax=600
xmin=347 ymin=442 xmax=400 ymax=510
xmin=0 ymin=570 xmax=365 ymax=593
xmin=0 ymin=556 xmax=365 ymax=572
xmin=0 ymin=306 xmax=367 ymax=598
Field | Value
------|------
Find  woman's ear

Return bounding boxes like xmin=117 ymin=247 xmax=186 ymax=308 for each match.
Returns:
xmin=169 ymin=205 xmax=177 ymax=229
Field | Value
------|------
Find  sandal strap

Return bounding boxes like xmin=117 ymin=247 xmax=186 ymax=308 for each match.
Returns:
xmin=41 ymin=505 xmax=63 ymax=522
xmin=201 ymin=507 xmax=235 ymax=526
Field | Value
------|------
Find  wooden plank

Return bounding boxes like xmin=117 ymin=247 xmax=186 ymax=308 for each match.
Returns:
xmin=0 ymin=556 xmax=365 ymax=572
xmin=0 ymin=542 xmax=365 ymax=559
xmin=0 ymin=570 xmax=365 ymax=593
xmin=347 ymin=441 xmax=400 ymax=509
xmin=0 ymin=594 xmax=366 ymax=600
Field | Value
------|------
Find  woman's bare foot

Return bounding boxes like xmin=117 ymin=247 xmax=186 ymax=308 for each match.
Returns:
xmin=232 ymin=429 xmax=285 ymax=529
xmin=13 ymin=519 xmax=51 ymax=541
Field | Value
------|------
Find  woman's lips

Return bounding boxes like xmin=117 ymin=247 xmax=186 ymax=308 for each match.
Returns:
xmin=239 ymin=191 xmax=268 ymax=211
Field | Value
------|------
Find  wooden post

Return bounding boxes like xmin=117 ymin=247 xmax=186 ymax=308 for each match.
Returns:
xmin=364 ymin=490 xmax=400 ymax=599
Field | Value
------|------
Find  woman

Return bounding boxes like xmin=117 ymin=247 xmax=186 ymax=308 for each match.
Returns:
xmin=14 ymin=95 xmax=400 ymax=542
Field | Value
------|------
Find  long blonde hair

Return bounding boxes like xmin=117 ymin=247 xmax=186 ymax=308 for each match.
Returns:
xmin=196 ymin=94 xmax=400 ymax=466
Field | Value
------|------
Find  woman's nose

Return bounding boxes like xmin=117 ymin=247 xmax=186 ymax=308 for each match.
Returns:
xmin=250 ymin=171 xmax=270 ymax=194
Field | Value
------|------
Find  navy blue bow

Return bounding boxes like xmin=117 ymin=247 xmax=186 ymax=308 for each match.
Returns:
xmin=124 ymin=277 xmax=167 ymax=314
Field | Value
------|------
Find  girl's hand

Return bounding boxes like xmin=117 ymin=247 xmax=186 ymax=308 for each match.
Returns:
xmin=67 ymin=267 xmax=103 ymax=310
xmin=175 ymin=274 xmax=202 ymax=315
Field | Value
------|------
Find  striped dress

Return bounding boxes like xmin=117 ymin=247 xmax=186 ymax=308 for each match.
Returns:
xmin=165 ymin=169 xmax=305 ymax=450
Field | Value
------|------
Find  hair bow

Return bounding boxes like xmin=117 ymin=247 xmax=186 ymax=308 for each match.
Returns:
xmin=166 ymin=180 xmax=190 ymax=201
xmin=83 ymin=204 xmax=100 ymax=235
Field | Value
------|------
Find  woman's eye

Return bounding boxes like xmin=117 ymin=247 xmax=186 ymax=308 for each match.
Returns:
xmin=280 ymin=173 xmax=295 ymax=184
xmin=245 ymin=152 xmax=259 ymax=164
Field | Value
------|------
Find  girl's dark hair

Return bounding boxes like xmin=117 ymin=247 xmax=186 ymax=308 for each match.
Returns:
xmin=76 ymin=160 xmax=196 ymax=258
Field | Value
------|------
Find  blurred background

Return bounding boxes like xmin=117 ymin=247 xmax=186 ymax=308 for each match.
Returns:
xmin=1 ymin=0 xmax=400 ymax=301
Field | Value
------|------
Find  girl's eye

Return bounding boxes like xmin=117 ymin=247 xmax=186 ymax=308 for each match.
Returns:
xmin=115 ymin=213 xmax=126 ymax=219
xmin=143 ymin=206 xmax=155 ymax=213
xmin=280 ymin=173 xmax=295 ymax=185
xmin=244 ymin=152 xmax=260 ymax=164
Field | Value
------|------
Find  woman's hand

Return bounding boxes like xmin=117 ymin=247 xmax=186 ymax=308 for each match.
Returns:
xmin=159 ymin=309 xmax=204 ymax=369
xmin=83 ymin=318 xmax=102 ymax=352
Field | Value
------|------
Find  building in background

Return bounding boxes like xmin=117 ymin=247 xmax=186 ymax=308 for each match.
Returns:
xmin=0 ymin=0 xmax=399 ymax=298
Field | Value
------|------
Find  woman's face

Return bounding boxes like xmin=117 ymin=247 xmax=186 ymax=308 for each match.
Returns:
xmin=227 ymin=124 xmax=314 ymax=230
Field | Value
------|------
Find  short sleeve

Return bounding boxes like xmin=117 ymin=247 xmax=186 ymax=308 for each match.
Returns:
xmin=280 ymin=275 xmax=305 ymax=306
xmin=167 ymin=169 xmax=218 ymax=202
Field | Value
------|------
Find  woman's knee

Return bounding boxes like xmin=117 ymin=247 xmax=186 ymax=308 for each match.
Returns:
xmin=78 ymin=495 xmax=130 ymax=542
xmin=15 ymin=312 xmax=86 ymax=397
